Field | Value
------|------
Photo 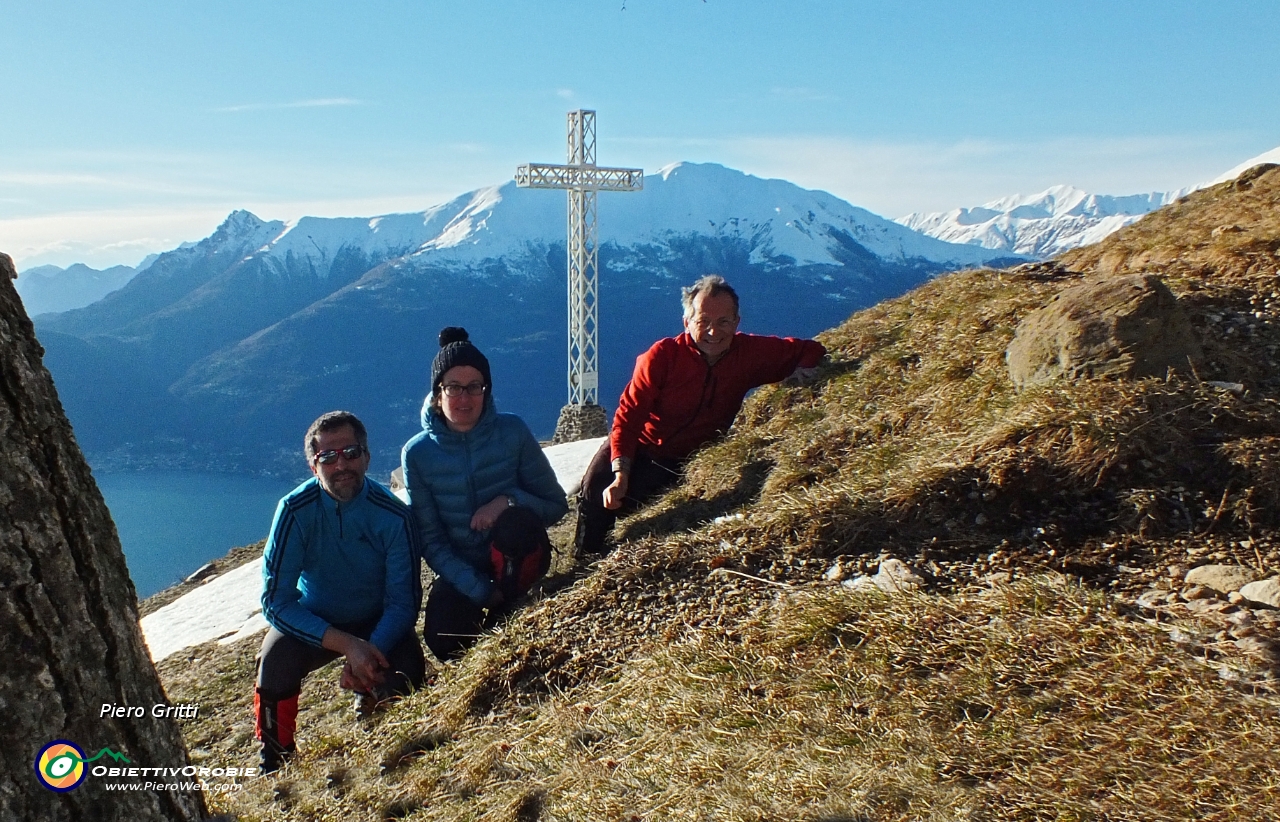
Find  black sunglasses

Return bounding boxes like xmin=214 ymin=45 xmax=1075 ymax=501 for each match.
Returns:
xmin=313 ymin=444 xmax=366 ymax=465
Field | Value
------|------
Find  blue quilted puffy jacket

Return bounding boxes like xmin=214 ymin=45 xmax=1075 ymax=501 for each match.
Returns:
xmin=401 ymin=393 xmax=568 ymax=605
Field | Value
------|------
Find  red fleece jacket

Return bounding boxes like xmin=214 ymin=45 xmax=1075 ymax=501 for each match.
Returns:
xmin=611 ymin=332 xmax=826 ymax=462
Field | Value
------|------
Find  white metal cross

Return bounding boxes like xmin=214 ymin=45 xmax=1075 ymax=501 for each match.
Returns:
xmin=516 ymin=110 xmax=643 ymax=405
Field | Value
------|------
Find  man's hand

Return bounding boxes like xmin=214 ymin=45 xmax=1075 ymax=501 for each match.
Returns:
xmin=343 ymin=639 xmax=389 ymax=692
xmin=323 ymin=628 xmax=388 ymax=692
xmin=602 ymin=472 xmax=629 ymax=510
xmin=783 ymin=365 xmax=820 ymax=387
xmin=470 ymin=495 xmax=511 ymax=531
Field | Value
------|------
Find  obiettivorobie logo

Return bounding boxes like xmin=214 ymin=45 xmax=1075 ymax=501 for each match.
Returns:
xmin=35 ymin=740 xmax=130 ymax=792
xmin=35 ymin=738 xmax=256 ymax=794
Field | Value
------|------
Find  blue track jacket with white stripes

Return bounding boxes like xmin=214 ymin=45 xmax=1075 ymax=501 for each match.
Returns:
xmin=261 ymin=477 xmax=420 ymax=654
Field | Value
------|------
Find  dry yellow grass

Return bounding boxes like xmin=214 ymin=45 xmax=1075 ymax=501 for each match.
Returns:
xmin=393 ymin=579 xmax=1280 ymax=821
xmin=186 ymin=575 xmax=1280 ymax=821
xmin=165 ymin=165 xmax=1280 ymax=821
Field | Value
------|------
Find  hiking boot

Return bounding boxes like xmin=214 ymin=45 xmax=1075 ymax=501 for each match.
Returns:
xmin=573 ymin=504 xmax=612 ymax=558
xmin=255 ymin=687 xmax=299 ymax=774
xmin=259 ymin=741 xmax=295 ymax=774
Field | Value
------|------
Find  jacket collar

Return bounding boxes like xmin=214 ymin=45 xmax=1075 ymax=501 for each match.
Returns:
xmin=677 ymin=331 xmax=740 ymax=366
xmin=316 ymin=476 xmax=369 ymax=514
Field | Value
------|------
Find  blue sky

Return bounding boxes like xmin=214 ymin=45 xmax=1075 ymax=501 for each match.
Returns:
xmin=3 ymin=0 xmax=1278 ymax=268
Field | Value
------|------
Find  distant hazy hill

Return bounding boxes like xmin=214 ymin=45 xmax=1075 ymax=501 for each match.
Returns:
xmin=35 ymin=162 xmax=1021 ymax=477
xmin=897 ymin=142 xmax=1280 ymax=259
xmin=15 ymin=260 xmax=149 ymax=316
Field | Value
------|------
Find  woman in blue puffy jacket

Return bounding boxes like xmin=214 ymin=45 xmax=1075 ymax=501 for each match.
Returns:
xmin=401 ymin=327 xmax=568 ymax=661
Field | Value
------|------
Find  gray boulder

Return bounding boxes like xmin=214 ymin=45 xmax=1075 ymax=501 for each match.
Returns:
xmin=1240 ymin=578 xmax=1280 ymax=608
xmin=843 ymin=557 xmax=925 ymax=594
xmin=1006 ymin=274 xmax=1201 ymax=387
xmin=1184 ymin=564 xmax=1258 ymax=594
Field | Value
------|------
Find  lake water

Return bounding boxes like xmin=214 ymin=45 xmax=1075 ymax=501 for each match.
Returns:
xmin=95 ymin=471 xmax=298 ymax=599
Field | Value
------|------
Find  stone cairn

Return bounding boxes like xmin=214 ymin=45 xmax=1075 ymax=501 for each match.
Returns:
xmin=551 ymin=402 xmax=608 ymax=444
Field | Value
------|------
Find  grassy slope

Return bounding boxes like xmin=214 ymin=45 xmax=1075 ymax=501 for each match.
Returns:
xmin=164 ymin=166 xmax=1280 ymax=821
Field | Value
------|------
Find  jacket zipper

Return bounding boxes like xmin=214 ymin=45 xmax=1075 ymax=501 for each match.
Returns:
xmin=464 ymin=431 xmax=477 ymax=515
xmin=666 ymin=359 xmax=717 ymax=447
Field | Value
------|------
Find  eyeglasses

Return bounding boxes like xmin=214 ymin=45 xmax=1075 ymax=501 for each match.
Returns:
xmin=313 ymin=444 xmax=366 ymax=465
xmin=441 ymin=382 xmax=487 ymax=397
xmin=692 ymin=315 xmax=738 ymax=333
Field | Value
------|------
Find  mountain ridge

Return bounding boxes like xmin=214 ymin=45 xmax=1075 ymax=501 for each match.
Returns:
xmin=34 ymin=162 xmax=1022 ymax=477
xmin=897 ymin=142 xmax=1280 ymax=258
xmin=897 ymin=185 xmax=1187 ymax=258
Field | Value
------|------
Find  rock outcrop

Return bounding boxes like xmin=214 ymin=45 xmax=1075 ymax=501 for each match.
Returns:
xmin=0 ymin=252 xmax=205 ymax=820
xmin=1006 ymin=273 xmax=1201 ymax=388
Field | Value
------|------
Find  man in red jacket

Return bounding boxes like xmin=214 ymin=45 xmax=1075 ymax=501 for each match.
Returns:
xmin=575 ymin=275 xmax=826 ymax=556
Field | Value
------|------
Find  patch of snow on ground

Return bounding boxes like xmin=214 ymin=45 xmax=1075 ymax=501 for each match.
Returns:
xmin=140 ymin=436 xmax=608 ymax=662
xmin=140 ymin=557 xmax=265 ymax=662
xmin=543 ymin=435 xmax=605 ymax=496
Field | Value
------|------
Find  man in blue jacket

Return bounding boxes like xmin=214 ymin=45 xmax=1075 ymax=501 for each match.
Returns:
xmin=256 ymin=411 xmax=424 ymax=773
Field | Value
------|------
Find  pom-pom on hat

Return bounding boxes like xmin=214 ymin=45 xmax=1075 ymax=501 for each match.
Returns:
xmin=431 ymin=326 xmax=492 ymax=393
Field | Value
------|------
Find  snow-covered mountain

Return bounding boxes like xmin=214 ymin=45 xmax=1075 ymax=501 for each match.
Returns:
xmin=35 ymin=162 xmax=1020 ymax=478
xmin=15 ymin=260 xmax=148 ymax=316
xmin=897 ymin=143 xmax=1280 ymax=259
xmin=897 ymin=186 xmax=1185 ymax=259
xmin=1208 ymin=144 xmax=1280 ymax=185
xmin=209 ymin=161 xmax=1017 ymax=274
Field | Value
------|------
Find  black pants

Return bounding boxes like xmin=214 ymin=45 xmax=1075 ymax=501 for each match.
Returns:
xmin=256 ymin=618 xmax=426 ymax=700
xmin=423 ymin=579 xmax=512 ymax=663
xmin=574 ymin=439 xmax=685 ymax=556
xmin=424 ymin=509 xmax=554 ymax=662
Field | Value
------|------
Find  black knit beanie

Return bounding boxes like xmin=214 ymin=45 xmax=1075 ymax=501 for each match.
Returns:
xmin=431 ymin=327 xmax=492 ymax=392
